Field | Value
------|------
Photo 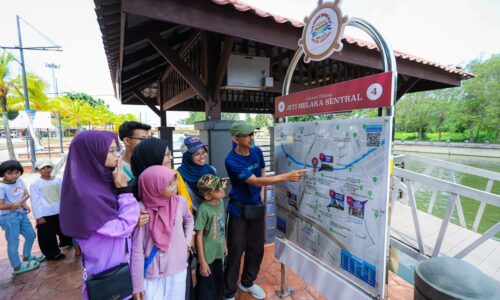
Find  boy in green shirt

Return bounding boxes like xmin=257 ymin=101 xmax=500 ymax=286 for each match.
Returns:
xmin=194 ymin=174 xmax=228 ymax=300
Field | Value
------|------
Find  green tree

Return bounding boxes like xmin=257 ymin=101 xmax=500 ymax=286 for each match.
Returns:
xmin=65 ymin=92 xmax=105 ymax=107
xmin=245 ymin=113 xmax=273 ymax=128
xmin=396 ymin=93 xmax=433 ymax=139
xmin=463 ymin=55 xmax=500 ymax=142
xmin=0 ymin=50 xmax=16 ymax=159
xmin=0 ymin=51 xmax=48 ymax=159
xmin=180 ymin=112 xmax=240 ymax=124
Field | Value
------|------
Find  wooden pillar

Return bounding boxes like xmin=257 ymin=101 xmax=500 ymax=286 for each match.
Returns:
xmin=205 ymin=32 xmax=222 ymax=121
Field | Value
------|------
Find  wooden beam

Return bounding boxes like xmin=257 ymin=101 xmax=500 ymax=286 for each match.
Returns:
xmin=122 ymin=57 xmax=166 ymax=82
xmin=214 ymin=36 xmax=234 ymax=97
xmin=162 ymin=87 xmax=197 ymax=110
xmin=133 ymin=91 xmax=161 ymax=116
xmin=161 ymin=30 xmax=202 ymax=81
xmin=119 ymin=12 xmax=127 ymax=81
xmin=125 ymin=20 xmax=178 ymax=46
xmin=396 ymin=77 xmax=420 ymax=100
xmin=122 ymin=64 xmax=164 ymax=85
xmin=123 ymin=0 xmax=300 ymax=52
xmin=122 ymin=73 xmax=159 ymax=95
xmin=122 ymin=0 xmax=465 ymax=88
xmin=147 ymin=33 xmax=208 ymax=102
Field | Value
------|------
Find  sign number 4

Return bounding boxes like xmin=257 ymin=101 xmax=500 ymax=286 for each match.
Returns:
xmin=366 ymin=83 xmax=383 ymax=101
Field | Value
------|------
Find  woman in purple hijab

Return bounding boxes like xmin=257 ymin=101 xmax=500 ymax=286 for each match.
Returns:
xmin=60 ymin=130 xmax=140 ymax=299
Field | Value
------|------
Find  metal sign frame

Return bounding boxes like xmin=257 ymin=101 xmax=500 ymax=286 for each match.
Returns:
xmin=275 ymin=16 xmax=397 ymax=300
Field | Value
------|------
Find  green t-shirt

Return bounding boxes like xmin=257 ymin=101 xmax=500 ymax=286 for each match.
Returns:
xmin=194 ymin=200 xmax=225 ymax=264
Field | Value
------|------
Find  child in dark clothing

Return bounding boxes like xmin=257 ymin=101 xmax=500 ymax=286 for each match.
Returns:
xmin=194 ymin=174 xmax=227 ymax=300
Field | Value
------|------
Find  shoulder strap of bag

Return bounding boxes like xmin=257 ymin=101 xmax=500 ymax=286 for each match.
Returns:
xmin=143 ymin=246 xmax=158 ymax=276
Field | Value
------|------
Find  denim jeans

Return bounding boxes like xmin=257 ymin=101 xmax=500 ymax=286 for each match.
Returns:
xmin=0 ymin=212 xmax=36 ymax=268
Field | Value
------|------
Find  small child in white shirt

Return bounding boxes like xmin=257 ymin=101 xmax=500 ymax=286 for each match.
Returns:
xmin=30 ymin=159 xmax=72 ymax=260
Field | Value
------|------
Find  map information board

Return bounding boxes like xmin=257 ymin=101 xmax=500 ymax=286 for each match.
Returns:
xmin=274 ymin=117 xmax=392 ymax=298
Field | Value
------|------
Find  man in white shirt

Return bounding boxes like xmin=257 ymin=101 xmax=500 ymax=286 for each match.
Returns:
xmin=118 ymin=121 xmax=151 ymax=181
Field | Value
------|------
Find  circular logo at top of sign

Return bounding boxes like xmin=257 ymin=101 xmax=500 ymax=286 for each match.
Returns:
xmin=298 ymin=0 xmax=349 ymax=63
xmin=366 ymin=83 xmax=383 ymax=101
xmin=277 ymin=101 xmax=285 ymax=113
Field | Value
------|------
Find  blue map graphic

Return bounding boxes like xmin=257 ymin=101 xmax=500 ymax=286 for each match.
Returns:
xmin=279 ymin=139 xmax=385 ymax=171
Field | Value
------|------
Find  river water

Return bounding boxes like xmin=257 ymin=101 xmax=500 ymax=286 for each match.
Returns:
xmin=394 ymin=151 xmax=500 ymax=237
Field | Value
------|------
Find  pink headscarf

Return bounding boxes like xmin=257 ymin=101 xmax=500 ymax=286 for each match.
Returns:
xmin=138 ymin=165 xmax=180 ymax=252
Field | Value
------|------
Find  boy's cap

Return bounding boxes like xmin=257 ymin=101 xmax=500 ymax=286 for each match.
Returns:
xmin=35 ymin=159 xmax=54 ymax=170
xmin=197 ymin=174 xmax=227 ymax=195
xmin=183 ymin=137 xmax=207 ymax=154
xmin=230 ymin=121 xmax=255 ymax=136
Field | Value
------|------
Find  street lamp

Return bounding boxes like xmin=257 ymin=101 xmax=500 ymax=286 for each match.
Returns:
xmin=45 ymin=63 xmax=64 ymax=153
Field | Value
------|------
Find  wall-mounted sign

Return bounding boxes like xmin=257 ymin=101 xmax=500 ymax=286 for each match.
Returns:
xmin=298 ymin=0 xmax=349 ymax=63
xmin=275 ymin=72 xmax=392 ymax=118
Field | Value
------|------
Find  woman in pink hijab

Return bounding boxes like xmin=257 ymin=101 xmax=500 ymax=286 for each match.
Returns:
xmin=130 ymin=165 xmax=194 ymax=300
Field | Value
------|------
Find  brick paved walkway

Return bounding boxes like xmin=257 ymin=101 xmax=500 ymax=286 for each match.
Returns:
xmin=1 ymin=240 xmax=413 ymax=300
xmin=1 ymin=173 xmax=412 ymax=300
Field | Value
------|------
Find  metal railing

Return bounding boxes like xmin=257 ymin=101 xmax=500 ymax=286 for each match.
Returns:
xmin=391 ymin=154 xmax=500 ymax=258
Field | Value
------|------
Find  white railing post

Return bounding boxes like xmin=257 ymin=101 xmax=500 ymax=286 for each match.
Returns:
xmin=406 ymin=181 xmax=425 ymax=254
xmin=472 ymin=179 xmax=494 ymax=232
xmin=432 ymin=193 xmax=458 ymax=257
xmin=427 ymin=168 xmax=443 ymax=214
xmin=455 ymin=222 xmax=500 ymax=259
xmin=450 ymin=171 xmax=467 ymax=228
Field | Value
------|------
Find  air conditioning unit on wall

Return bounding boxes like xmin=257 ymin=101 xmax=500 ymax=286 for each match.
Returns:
xmin=225 ymin=54 xmax=273 ymax=90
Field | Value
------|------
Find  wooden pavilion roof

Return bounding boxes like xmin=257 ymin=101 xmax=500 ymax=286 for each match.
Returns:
xmin=94 ymin=0 xmax=473 ymax=115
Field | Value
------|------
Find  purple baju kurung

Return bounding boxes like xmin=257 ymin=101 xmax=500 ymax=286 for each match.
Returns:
xmin=77 ymin=193 xmax=139 ymax=299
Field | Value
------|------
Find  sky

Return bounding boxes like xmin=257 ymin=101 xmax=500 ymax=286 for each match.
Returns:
xmin=1 ymin=0 xmax=499 ymax=126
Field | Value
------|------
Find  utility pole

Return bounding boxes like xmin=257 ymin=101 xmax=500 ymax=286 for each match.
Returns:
xmin=46 ymin=63 xmax=64 ymax=153
xmin=17 ymin=15 xmax=36 ymax=169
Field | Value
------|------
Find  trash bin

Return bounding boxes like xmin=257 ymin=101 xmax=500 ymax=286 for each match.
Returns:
xmin=414 ymin=257 xmax=499 ymax=300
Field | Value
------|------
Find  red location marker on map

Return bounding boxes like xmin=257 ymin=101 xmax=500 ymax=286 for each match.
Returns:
xmin=312 ymin=157 xmax=319 ymax=172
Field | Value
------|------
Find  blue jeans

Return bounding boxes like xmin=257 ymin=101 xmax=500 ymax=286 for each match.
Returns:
xmin=0 ymin=212 xmax=36 ymax=268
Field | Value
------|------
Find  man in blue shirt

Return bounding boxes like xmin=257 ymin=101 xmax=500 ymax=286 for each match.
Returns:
xmin=224 ymin=121 xmax=308 ymax=300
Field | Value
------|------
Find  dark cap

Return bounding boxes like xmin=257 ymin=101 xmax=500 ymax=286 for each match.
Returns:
xmin=183 ymin=137 xmax=207 ymax=153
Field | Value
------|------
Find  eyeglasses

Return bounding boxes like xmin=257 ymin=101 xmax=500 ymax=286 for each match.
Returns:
xmin=192 ymin=150 xmax=207 ymax=157
xmin=127 ymin=136 xmax=148 ymax=141
xmin=108 ymin=147 xmax=121 ymax=156
xmin=236 ymin=133 xmax=254 ymax=138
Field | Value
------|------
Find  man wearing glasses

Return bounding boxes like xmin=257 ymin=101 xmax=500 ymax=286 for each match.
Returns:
xmin=224 ymin=121 xmax=308 ymax=300
xmin=118 ymin=121 xmax=151 ymax=181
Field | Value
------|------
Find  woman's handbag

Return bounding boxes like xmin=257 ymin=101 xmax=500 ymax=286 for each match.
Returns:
xmin=85 ymin=263 xmax=132 ymax=300
xmin=83 ymin=239 xmax=133 ymax=300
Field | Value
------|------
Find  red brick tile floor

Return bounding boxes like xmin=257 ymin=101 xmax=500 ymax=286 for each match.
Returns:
xmin=1 ymin=234 xmax=413 ymax=300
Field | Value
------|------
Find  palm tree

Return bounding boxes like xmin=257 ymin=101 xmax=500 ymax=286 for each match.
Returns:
xmin=58 ymin=97 xmax=90 ymax=131
xmin=0 ymin=51 xmax=18 ymax=159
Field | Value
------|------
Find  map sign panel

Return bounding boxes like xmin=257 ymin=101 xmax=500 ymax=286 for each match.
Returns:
xmin=274 ymin=117 xmax=392 ymax=298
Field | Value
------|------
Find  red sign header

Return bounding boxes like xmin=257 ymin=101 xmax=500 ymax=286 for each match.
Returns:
xmin=275 ymin=72 xmax=393 ymax=117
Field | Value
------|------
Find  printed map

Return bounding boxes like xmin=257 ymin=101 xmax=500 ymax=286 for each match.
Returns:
xmin=274 ymin=117 xmax=392 ymax=296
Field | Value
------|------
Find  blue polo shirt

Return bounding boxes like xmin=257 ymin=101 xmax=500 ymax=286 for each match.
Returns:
xmin=225 ymin=147 xmax=265 ymax=217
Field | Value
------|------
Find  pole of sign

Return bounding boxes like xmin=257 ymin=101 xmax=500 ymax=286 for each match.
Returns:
xmin=17 ymin=15 xmax=37 ymax=170
xmin=277 ymin=4 xmax=397 ymax=298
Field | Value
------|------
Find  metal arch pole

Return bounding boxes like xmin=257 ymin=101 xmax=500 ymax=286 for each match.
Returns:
xmin=277 ymin=17 xmax=397 ymax=300
xmin=347 ymin=17 xmax=398 ymax=116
